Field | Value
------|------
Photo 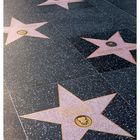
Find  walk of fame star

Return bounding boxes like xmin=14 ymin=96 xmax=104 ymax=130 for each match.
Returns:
xmin=38 ymin=0 xmax=83 ymax=9
xmin=81 ymin=32 xmax=136 ymax=64
xmin=4 ymin=17 xmax=49 ymax=45
xmin=20 ymin=84 xmax=134 ymax=140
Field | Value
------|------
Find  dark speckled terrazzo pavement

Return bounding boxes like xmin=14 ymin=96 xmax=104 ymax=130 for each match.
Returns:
xmin=4 ymin=0 xmax=136 ymax=139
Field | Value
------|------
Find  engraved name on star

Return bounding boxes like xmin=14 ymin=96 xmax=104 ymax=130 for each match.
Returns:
xmin=4 ymin=17 xmax=49 ymax=45
xmin=20 ymin=84 xmax=134 ymax=140
xmin=38 ymin=0 xmax=83 ymax=9
xmin=81 ymin=32 xmax=136 ymax=64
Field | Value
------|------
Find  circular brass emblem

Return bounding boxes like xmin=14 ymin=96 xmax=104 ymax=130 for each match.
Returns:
xmin=106 ymin=41 xmax=117 ymax=47
xmin=17 ymin=30 xmax=28 ymax=36
xmin=74 ymin=115 xmax=92 ymax=127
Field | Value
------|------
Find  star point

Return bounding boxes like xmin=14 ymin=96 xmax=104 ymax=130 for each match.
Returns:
xmin=20 ymin=85 xmax=134 ymax=139
xmin=81 ymin=32 xmax=136 ymax=64
xmin=4 ymin=17 xmax=49 ymax=45
xmin=38 ymin=0 xmax=83 ymax=9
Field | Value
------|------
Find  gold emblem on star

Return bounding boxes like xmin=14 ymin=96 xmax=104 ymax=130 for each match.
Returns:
xmin=74 ymin=115 xmax=92 ymax=127
xmin=106 ymin=41 xmax=117 ymax=47
xmin=17 ymin=30 xmax=28 ymax=36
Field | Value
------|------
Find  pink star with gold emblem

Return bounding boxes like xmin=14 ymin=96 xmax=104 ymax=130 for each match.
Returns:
xmin=20 ymin=84 xmax=134 ymax=140
xmin=4 ymin=17 xmax=49 ymax=45
xmin=38 ymin=0 xmax=83 ymax=9
xmin=81 ymin=32 xmax=136 ymax=64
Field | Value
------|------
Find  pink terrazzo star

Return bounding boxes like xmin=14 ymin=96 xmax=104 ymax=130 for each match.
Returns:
xmin=4 ymin=17 xmax=49 ymax=45
xmin=38 ymin=0 xmax=83 ymax=9
xmin=20 ymin=84 xmax=134 ymax=140
xmin=81 ymin=32 xmax=136 ymax=64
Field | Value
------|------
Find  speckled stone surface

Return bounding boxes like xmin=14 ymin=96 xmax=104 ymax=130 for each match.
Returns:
xmin=4 ymin=0 xmax=136 ymax=139
xmin=102 ymin=66 xmax=136 ymax=110
xmin=106 ymin=0 xmax=136 ymax=17
xmin=4 ymin=86 xmax=26 ymax=140
xmin=87 ymin=0 xmax=136 ymax=32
